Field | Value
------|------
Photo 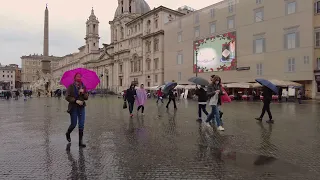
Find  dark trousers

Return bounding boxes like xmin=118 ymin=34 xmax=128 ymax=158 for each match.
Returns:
xmin=260 ymin=101 xmax=272 ymax=120
xmin=137 ymin=105 xmax=144 ymax=113
xmin=298 ymin=98 xmax=302 ymax=104
xmin=156 ymin=96 xmax=163 ymax=103
xmin=128 ymin=101 xmax=134 ymax=114
xmin=166 ymin=98 xmax=177 ymax=108
xmin=68 ymin=107 xmax=85 ymax=131
xmin=198 ymin=104 xmax=209 ymax=118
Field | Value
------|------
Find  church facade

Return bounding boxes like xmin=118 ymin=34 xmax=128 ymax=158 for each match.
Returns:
xmin=83 ymin=1 xmax=184 ymax=92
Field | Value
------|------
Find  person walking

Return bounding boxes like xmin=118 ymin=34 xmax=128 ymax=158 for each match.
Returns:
xmin=206 ymin=75 xmax=224 ymax=131
xmin=65 ymin=73 xmax=89 ymax=147
xmin=125 ymin=84 xmax=136 ymax=117
xmin=297 ymin=89 xmax=302 ymax=104
xmin=15 ymin=91 xmax=20 ymax=100
xmin=255 ymin=86 xmax=273 ymax=124
xmin=156 ymin=88 xmax=164 ymax=104
xmin=136 ymin=84 xmax=147 ymax=115
xmin=166 ymin=89 xmax=177 ymax=109
xmin=195 ymin=85 xmax=209 ymax=122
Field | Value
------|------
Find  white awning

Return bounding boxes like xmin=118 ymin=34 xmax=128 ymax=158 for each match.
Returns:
xmin=224 ymin=82 xmax=253 ymax=89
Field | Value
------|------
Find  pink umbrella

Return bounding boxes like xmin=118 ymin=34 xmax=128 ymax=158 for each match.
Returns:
xmin=60 ymin=68 xmax=100 ymax=90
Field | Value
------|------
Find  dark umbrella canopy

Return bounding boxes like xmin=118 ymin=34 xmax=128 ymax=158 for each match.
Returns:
xmin=255 ymin=79 xmax=278 ymax=94
xmin=188 ymin=77 xmax=209 ymax=86
xmin=162 ymin=82 xmax=177 ymax=94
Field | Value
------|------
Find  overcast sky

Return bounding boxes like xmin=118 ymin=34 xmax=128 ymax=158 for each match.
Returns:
xmin=0 ymin=0 xmax=221 ymax=66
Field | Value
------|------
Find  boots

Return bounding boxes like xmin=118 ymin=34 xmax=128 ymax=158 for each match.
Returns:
xmin=79 ymin=129 xmax=86 ymax=148
xmin=65 ymin=128 xmax=73 ymax=142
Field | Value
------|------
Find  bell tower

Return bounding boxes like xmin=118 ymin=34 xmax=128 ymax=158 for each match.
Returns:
xmin=85 ymin=8 xmax=100 ymax=53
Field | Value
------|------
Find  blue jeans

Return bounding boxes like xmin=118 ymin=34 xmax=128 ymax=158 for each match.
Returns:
xmin=69 ymin=107 xmax=85 ymax=130
xmin=156 ymin=96 xmax=163 ymax=103
xmin=128 ymin=101 xmax=134 ymax=114
xmin=206 ymin=105 xmax=221 ymax=126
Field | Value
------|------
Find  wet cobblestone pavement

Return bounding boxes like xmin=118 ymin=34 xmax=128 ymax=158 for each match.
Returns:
xmin=1 ymin=96 xmax=320 ymax=180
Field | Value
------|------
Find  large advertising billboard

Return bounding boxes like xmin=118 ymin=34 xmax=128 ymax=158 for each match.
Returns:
xmin=193 ymin=32 xmax=236 ymax=73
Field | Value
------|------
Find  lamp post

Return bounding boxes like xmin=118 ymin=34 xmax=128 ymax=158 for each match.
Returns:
xmin=195 ymin=51 xmax=198 ymax=77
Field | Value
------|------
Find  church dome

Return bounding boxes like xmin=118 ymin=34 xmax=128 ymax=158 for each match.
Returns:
xmin=114 ymin=0 xmax=151 ymax=18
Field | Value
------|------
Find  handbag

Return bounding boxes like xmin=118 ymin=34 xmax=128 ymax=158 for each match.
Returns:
xmin=123 ymin=101 xmax=128 ymax=109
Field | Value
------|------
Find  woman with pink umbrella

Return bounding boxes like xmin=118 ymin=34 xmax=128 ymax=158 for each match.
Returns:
xmin=61 ymin=68 xmax=100 ymax=148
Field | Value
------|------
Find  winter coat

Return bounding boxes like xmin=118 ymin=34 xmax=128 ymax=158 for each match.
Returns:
xmin=195 ymin=88 xmax=208 ymax=102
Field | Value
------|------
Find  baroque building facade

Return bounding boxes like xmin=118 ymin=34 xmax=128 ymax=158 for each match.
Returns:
xmin=83 ymin=0 xmax=184 ymax=92
xmin=51 ymin=8 xmax=103 ymax=85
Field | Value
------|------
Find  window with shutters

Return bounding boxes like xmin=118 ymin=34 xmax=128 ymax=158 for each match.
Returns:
xmin=177 ymin=32 xmax=182 ymax=43
xmin=315 ymin=28 xmax=320 ymax=47
xmin=146 ymin=59 xmax=151 ymax=71
xmin=155 ymin=74 xmax=158 ymax=83
xmin=228 ymin=0 xmax=234 ymax=13
xmin=257 ymin=63 xmax=263 ymax=76
xmin=154 ymin=58 xmax=159 ymax=70
xmin=286 ymin=1 xmax=296 ymax=15
xmin=254 ymin=8 xmax=264 ymax=22
xmin=317 ymin=58 xmax=320 ymax=70
xmin=177 ymin=53 xmax=183 ymax=65
xmin=256 ymin=0 xmax=263 ymax=4
xmin=284 ymin=31 xmax=299 ymax=49
xmin=194 ymin=13 xmax=199 ymax=24
xmin=315 ymin=1 xmax=320 ymax=14
xmin=227 ymin=16 xmax=235 ymax=29
xmin=254 ymin=38 xmax=265 ymax=54
xmin=210 ymin=22 xmax=216 ymax=34
xmin=303 ymin=56 xmax=309 ymax=65
xmin=288 ymin=57 xmax=295 ymax=72
xmin=210 ymin=9 xmax=215 ymax=18
xmin=194 ymin=26 xmax=200 ymax=38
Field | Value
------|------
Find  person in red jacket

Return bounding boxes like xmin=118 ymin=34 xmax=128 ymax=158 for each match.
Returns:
xmin=156 ymin=88 xmax=164 ymax=104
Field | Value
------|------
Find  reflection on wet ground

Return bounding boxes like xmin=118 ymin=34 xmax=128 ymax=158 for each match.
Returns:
xmin=0 ymin=97 xmax=320 ymax=179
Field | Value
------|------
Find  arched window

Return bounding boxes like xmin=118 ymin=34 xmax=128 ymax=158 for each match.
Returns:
xmin=129 ymin=0 xmax=132 ymax=13
xmin=121 ymin=1 xmax=124 ymax=13
xmin=120 ymin=26 xmax=124 ymax=39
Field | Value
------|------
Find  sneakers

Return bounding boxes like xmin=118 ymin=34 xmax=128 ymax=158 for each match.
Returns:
xmin=142 ymin=113 xmax=145 ymax=116
xmin=217 ymin=126 xmax=225 ymax=131
xmin=255 ymin=117 xmax=262 ymax=121
xmin=130 ymin=114 xmax=133 ymax=117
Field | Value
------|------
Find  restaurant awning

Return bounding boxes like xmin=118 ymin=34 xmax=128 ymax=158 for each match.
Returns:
xmin=224 ymin=82 xmax=253 ymax=89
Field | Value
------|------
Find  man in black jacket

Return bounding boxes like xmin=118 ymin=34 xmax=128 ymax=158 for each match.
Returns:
xmin=166 ymin=89 xmax=177 ymax=109
xmin=255 ymin=86 xmax=273 ymax=123
xmin=195 ymin=85 xmax=209 ymax=121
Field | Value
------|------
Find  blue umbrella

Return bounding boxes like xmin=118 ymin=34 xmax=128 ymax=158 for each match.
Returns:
xmin=255 ymin=79 xmax=278 ymax=94
xmin=162 ymin=82 xmax=178 ymax=94
xmin=188 ymin=77 xmax=209 ymax=86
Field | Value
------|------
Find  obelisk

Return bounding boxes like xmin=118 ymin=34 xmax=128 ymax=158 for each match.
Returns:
xmin=41 ymin=4 xmax=50 ymax=74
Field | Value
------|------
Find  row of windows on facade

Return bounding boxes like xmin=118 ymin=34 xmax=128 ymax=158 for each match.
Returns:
xmin=117 ymin=18 xmax=159 ymax=40
xmin=1 ymin=71 xmax=14 ymax=73
xmin=191 ymin=0 xmax=296 ymax=26
xmin=2 ymin=75 xmax=13 ymax=78
xmin=178 ymin=30 xmax=300 ymax=55
xmin=128 ymin=38 xmax=159 ymax=52
xmin=178 ymin=2 xmax=298 ymax=41
xmin=128 ymin=58 xmax=160 ymax=73
xmin=118 ymin=74 xmax=159 ymax=87
xmin=256 ymin=56 xmax=314 ymax=76
xmin=25 ymin=61 xmax=41 ymax=66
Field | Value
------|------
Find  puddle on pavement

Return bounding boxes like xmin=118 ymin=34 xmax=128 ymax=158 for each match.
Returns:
xmin=215 ymin=150 xmax=309 ymax=175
